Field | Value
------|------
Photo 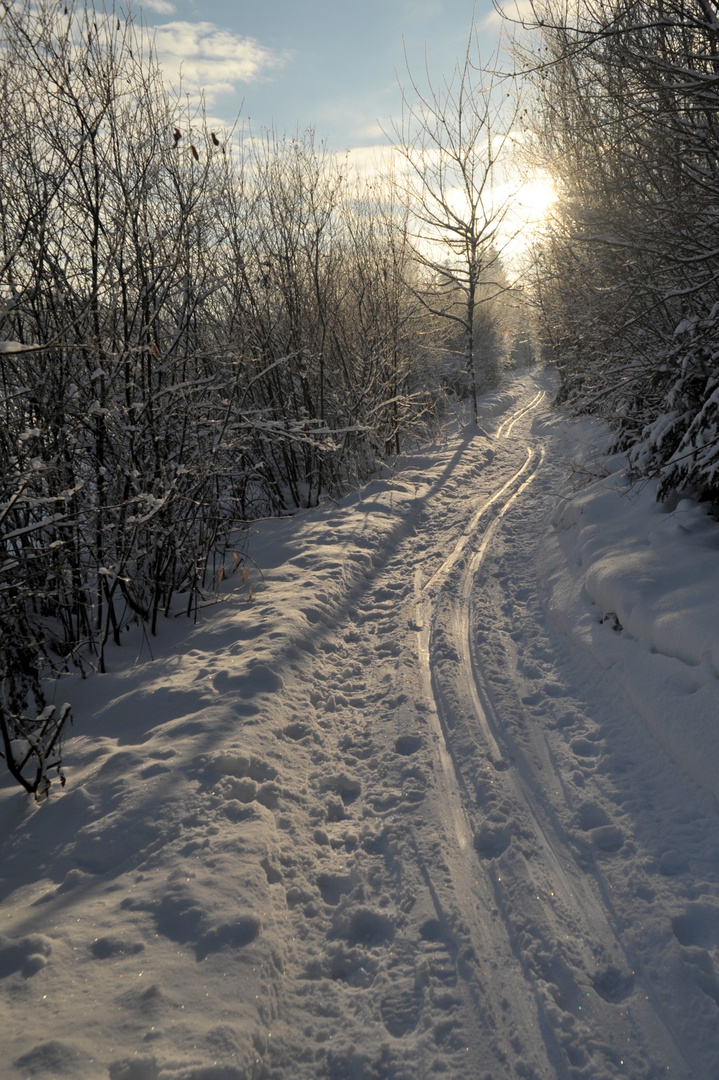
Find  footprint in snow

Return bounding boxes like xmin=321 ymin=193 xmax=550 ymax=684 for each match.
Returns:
xmin=337 ymin=906 xmax=395 ymax=947
xmin=320 ymin=771 xmax=362 ymax=804
xmin=395 ymin=734 xmax=423 ymax=755
xmin=474 ymin=821 xmax=512 ymax=859
xmin=212 ymin=663 xmax=283 ymax=697
xmin=591 ymin=965 xmax=635 ymax=1003
xmin=576 ymin=803 xmax=623 ymax=851
xmin=90 ymin=936 xmax=144 ymax=960
xmin=570 ymin=736 xmax=600 ymax=758
xmin=658 ymin=850 xmax=689 ymax=876
xmin=212 ymin=751 xmax=277 ymax=783
xmin=15 ymin=1042 xmax=95 ymax=1078
xmin=577 ymin=801 xmax=610 ymax=830
xmin=281 ymin=720 xmax=312 ymax=741
xmin=0 ymin=932 xmax=52 ymax=978
xmin=672 ymin=902 xmax=719 ymax=948
xmin=590 ymin=825 xmax=624 ymax=851
xmin=418 ymin=918 xmax=457 ymax=987
xmin=317 ymin=870 xmax=357 ymax=906
xmin=381 ymin=978 xmax=424 ymax=1037
xmin=677 ymin=946 xmax=719 ymax=1007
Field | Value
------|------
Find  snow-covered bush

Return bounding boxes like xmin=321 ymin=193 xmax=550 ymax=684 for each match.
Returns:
xmin=0 ymin=1 xmax=446 ymax=791
xmin=622 ymin=313 xmax=719 ymax=503
xmin=517 ymin=0 xmax=719 ymax=502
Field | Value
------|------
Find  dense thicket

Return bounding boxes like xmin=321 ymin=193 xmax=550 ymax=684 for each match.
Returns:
xmin=517 ymin=0 xmax=719 ymax=502
xmin=0 ymin=1 xmax=447 ymax=794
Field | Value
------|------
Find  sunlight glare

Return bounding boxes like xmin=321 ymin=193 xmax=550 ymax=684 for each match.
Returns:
xmin=515 ymin=173 xmax=556 ymax=229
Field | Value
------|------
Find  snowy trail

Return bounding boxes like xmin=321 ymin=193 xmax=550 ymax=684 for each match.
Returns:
xmin=1 ymin=370 xmax=719 ymax=1080
xmin=262 ymin=378 xmax=714 ymax=1079
xmin=425 ymin=395 xmax=690 ymax=1078
xmin=455 ymin=385 xmax=719 ymax=1079
xmin=413 ymin=436 xmax=562 ymax=1079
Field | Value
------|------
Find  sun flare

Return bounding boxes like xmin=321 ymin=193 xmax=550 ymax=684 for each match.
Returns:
xmin=516 ymin=174 xmax=556 ymax=226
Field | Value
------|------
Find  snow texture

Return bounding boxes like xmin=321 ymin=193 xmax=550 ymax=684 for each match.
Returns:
xmin=1 ymin=368 xmax=718 ymax=1079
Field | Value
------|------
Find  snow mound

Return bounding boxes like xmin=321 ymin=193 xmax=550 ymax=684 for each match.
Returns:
xmin=544 ymin=426 xmax=719 ymax=802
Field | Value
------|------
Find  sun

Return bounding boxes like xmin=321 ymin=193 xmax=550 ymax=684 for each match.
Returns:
xmin=516 ymin=173 xmax=556 ymax=227
xmin=497 ymin=171 xmax=557 ymax=263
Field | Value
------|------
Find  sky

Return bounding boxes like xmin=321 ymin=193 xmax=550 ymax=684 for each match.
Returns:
xmin=133 ymin=0 xmax=509 ymax=150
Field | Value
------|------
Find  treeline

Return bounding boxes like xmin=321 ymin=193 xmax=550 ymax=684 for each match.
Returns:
xmin=0 ymin=0 xmax=527 ymax=795
xmin=0 ymin=1 xmax=449 ymax=794
xmin=518 ymin=0 xmax=719 ymax=502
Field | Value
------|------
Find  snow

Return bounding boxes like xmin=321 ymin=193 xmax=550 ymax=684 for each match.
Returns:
xmin=1 ymin=369 xmax=719 ymax=1079
xmin=0 ymin=340 xmax=40 ymax=354
xmin=547 ymin=451 xmax=719 ymax=803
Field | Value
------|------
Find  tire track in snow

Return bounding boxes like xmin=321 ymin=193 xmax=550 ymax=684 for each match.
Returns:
xmin=436 ymin=387 xmax=694 ymax=1078
xmin=460 ymin=490 xmax=692 ymax=1078
xmin=414 ymin=432 xmax=568 ymax=1078
xmin=422 ymin=447 xmax=537 ymax=596
xmin=495 ymin=389 xmax=545 ymax=439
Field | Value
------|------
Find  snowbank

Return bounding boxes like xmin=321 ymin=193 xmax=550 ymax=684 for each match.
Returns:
xmin=542 ymin=424 xmax=719 ymax=803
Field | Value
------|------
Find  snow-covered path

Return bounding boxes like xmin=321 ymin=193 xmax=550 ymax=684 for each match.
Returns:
xmin=2 ymin=370 xmax=719 ymax=1080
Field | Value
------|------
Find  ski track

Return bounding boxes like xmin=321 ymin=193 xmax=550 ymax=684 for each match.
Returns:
xmin=1 ymin=372 xmax=719 ymax=1079
xmin=266 ymin=378 xmax=718 ymax=1079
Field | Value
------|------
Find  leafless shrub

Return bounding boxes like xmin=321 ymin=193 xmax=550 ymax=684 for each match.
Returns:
xmin=0 ymin=1 xmax=445 ymax=792
xmin=510 ymin=0 xmax=719 ymax=500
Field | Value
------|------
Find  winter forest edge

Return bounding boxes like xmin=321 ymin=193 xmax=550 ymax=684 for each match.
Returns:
xmin=2 ymin=0 xmax=719 ymax=798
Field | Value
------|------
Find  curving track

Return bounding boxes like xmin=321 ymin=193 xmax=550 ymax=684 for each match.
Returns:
xmin=413 ymin=385 xmax=703 ymax=1078
xmin=258 ymin=373 xmax=719 ymax=1078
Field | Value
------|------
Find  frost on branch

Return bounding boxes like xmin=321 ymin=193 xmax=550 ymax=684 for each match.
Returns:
xmin=624 ymin=314 xmax=719 ymax=503
xmin=520 ymin=0 xmax=719 ymax=502
xmin=0 ymin=694 xmax=71 ymax=799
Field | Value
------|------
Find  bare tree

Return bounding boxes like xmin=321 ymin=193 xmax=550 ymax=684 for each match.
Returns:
xmin=388 ymin=27 xmax=523 ymax=421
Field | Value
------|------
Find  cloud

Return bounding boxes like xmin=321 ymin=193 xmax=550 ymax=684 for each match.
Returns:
xmin=341 ymin=145 xmax=397 ymax=180
xmin=152 ymin=21 xmax=284 ymax=107
xmin=480 ymin=0 xmax=538 ymax=30
xmin=141 ymin=0 xmax=176 ymax=13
